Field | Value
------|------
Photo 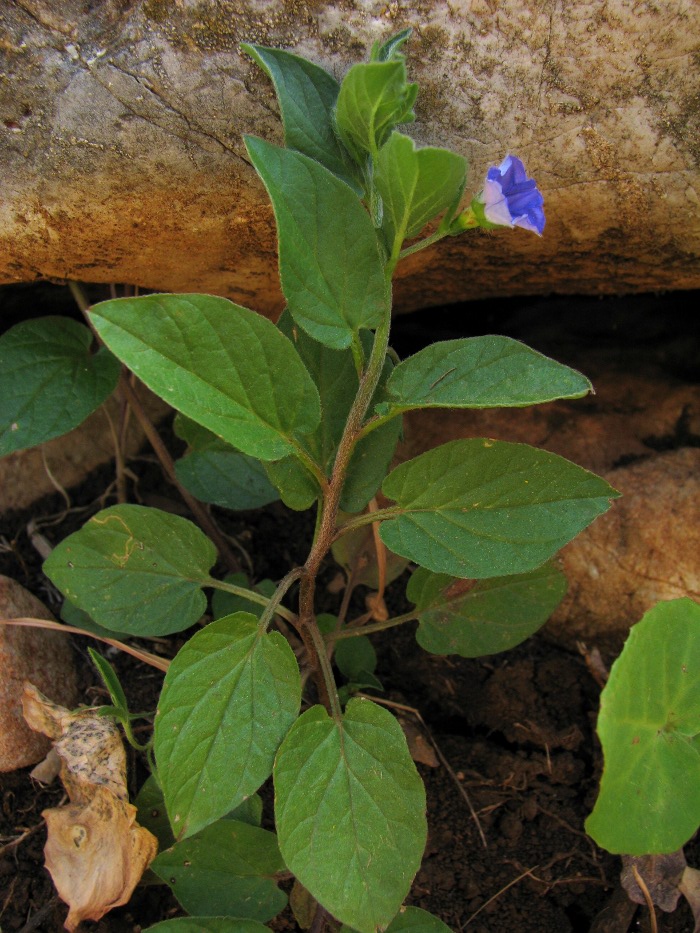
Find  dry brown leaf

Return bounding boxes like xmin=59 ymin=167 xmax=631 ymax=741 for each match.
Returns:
xmin=621 ymin=851 xmax=686 ymax=913
xmin=399 ymin=716 xmax=439 ymax=768
xmin=679 ymin=866 xmax=700 ymax=933
xmin=22 ymin=682 xmax=158 ymax=931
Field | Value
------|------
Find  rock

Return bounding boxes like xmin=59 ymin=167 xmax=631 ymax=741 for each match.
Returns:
xmin=0 ymin=576 xmax=78 ymax=770
xmin=548 ymin=448 xmax=700 ymax=652
xmin=0 ymin=1 xmax=698 ymax=311
xmin=399 ymin=370 xmax=700 ymax=651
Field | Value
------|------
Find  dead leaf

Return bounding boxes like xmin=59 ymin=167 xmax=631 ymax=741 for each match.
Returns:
xmin=621 ymin=851 xmax=686 ymax=913
xmin=679 ymin=867 xmax=700 ymax=933
xmin=399 ymin=716 xmax=439 ymax=768
xmin=22 ymin=682 xmax=157 ymax=931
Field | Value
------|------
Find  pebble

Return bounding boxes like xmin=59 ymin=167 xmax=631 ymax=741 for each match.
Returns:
xmin=0 ymin=575 xmax=78 ymax=770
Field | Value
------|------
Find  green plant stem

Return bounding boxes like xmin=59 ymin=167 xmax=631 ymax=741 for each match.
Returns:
xmin=257 ymin=567 xmax=304 ymax=633
xmin=298 ymin=294 xmax=393 ymax=715
xmin=334 ymin=609 xmax=417 ymax=639
xmin=333 ymin=506 xmax=399 ymax=540
xmin=208 ymin=577 xmax=298 ymax=625
xmin=398 ymin=226 xmax=449 ymax=261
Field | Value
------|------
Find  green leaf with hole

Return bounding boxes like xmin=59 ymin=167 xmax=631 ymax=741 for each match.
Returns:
xmin=379 ymin=439 xmax=618 ymax=579
xmin=246 ymin=137 xmax=388 ymax=350
xmin=274 ymin=698 xmax=426 ymax=932
xmin=375 ymin=132 xmax=466 ymax=248
xmin=407 ymin=562 xmax=567 ymax=657
xmin=335 ymin=61 xmax=417 ymax=162
xmin=341 ymin=906 xmax=453 ymax=933
xmin=89 ymin=294 xmax=320 ymax=461
xmin=151 ymin=820 xmax=286 ymax=921
xmin=242 ymin=43 xmax=359 ymax=191
xmin=586 ymin=598 xmax=700 ymax=855
xmin=0 ymin=316 xmax=120 ymax=456
xmin=381 ymin=336 xmax=592 ymax=415
xmin=145 ymin=920 xmax=269 ymax=933
xmin=44 ymin=505 xmax=216 ymax=636
xmin=155 ymin=613 xmax=300 ymax=840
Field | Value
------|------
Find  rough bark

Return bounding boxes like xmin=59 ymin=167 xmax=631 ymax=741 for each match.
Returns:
xmin=1 ymin=0 xmax=699 ymax=315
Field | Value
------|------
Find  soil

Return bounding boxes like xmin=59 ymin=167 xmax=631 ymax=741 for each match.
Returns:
xmin=1 ymin=287 xmax=699 ymax=932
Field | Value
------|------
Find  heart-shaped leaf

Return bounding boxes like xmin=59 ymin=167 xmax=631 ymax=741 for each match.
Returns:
xmin=44 ymin=505 xmax=217 ymax=636
xmin=155 ymin=613 xmax=300 ymax=840
xmin=408 ymin=563 xmax=567 ymax=657
xmin=90 ymin=294 xmax=320 ymax=461
xmin=0 ymin=317 xmax=119 ymax=456
xmin=586 ymin=598 xmax=700 ymax=855
xmin=274 ymin=698 xmax=426 ymax=932
xmin=379 ymin=439 xmax=618 ymax=578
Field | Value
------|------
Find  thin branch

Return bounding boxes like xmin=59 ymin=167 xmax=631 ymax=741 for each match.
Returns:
xmin=1 ymin=617 xmax=170 ymax=672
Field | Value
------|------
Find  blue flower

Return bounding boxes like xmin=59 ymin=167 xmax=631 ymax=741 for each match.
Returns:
xmin=481 ymin=155 xmax=545 ymax=235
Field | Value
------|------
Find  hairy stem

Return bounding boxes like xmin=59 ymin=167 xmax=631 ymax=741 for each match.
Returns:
xmin=334 ymin=609 xmax=417 ymax=639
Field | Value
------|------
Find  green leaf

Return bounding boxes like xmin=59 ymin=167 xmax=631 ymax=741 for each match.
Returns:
xmin=246 ymin=137 xmax=388 ymax=350
xmin=241 ymin=43 xmax=359 ymax=191
xmin=408 ymin=563 xmax=567 ymax=657
xmin=275 ymin=698 xmax=426 ymax=932
xmin=335 ymin=61 xmax=417 ymax=161
xmin=211 ymin=574 xmax=277 ymax=621
xmin=277 ymin=309 xmax=358 ymax=470
xmin=60 ymin=598 xmax=126 ymax=641
xmin=375 ymin=132 xmax=467 ymax=249
xmin=381 ymin=336 xmax=592 ymax=415
xmin=175 ymin=442 xmax=279 ymax=511
xmin=342 ymin=353 xmax=403 ymax=514
xmin=0 ymin=316 xmax=120 ymax=456
xmin=275 ymin=311 xmax=400 ymax=511
xmin=380 ymin=439 xmax=619 ymax=579
xmin=151 ymin=820 xmax=286 ymax=921
xmin=341 ymin=906 xmax=453 ymax=933
xmin=335 ymin=635 xmax=377 ymax=682
xmin=144 ymin=919 xmax=270 ymax=933
xmin=586 ymin=598 xmax=700 ymax=855
xmin=371 ymin=28 xmax=413 ymax=63
xmin=44 ymin=505 xmax=217 ymax=636
xmin=155 ymin=613 xmax=301 ymax=840
xmin=90 ymin=294 xmax=320 ymax=461
xmin=135 ymin=775 xmax=175 ymax=850
xmin=137 ymin=778 xmax=264 ymax=853
xmin=88 ymin=648 xmax=129 ymax=713
xmin=264 ymin=455 xmax=321 ymax=510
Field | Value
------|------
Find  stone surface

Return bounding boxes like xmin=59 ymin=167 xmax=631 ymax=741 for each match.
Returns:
xmin=547 ymin=448 xmax=700 ymax=652
xmin=0 ymin=575 xmax=78 ymax=770
xmin=399 ymin=370 xmax=700 ymax=651
xmin=1 ymin=1 xmax=699 ymax=313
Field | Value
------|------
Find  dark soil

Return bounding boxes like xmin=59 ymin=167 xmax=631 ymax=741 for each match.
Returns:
xmin=1 ymin=288 xmax=699 ymax=932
